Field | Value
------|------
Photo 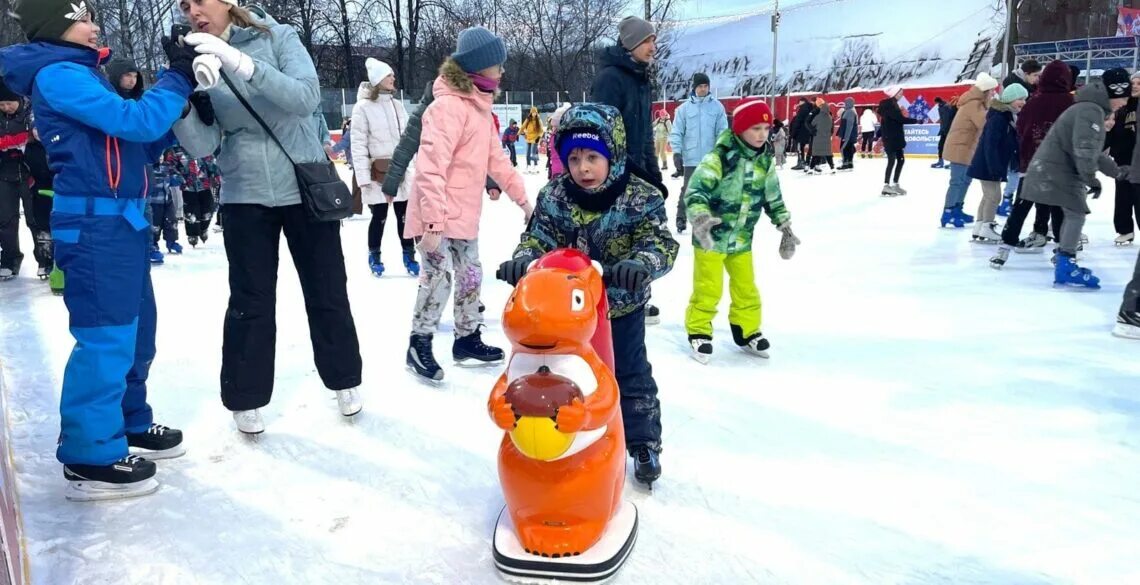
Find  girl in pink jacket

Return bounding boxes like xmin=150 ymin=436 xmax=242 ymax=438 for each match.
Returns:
xmin=405 ymin=26 xmax=531 ymax=383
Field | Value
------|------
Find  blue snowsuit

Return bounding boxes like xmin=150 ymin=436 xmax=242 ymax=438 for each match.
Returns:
xmin=0 ymin=42 xmax=193 ymax=466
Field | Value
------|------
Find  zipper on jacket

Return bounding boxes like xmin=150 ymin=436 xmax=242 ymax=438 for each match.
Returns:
xmin=732 ymin=160 xmax=754 ymax=251
xmin=104 ymin=135 xmax=122 ymax=197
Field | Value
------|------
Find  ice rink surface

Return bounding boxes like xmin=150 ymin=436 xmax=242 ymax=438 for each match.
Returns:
xmin=2 ymin=160 xmax=1139 ymax=585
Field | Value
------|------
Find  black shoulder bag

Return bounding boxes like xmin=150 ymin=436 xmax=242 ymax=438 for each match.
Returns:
xmin=221 ymin=73 xmax=352 ymax=222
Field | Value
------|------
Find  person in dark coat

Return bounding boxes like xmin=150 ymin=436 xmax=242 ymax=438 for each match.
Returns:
xmin=878 ymin=86 xmax=920 ymax=196
xmin=0 ymin=78 xmax=33 ymax=279
xmin=995 ymin=71 xmax=1131 ymax=285
xmin=837 ymin=97 xmax=859 ymax=170
xmin=1000 ymin=59 xmax=1076 ymax=251
xmin=1107 ymin=72 xmax=1140 ymax=245
xmin=966 ymin=84 xmax=1027 ymax=243
xmin=590 ymin=16 xmax=663 ymax=188
xmin=1002 ymin=59 xmax=1042 ymax=97
xmin=932 ymin=96 xmax=956 ymax=168
xmin=789 ymin=97 xmax=814 ymax=169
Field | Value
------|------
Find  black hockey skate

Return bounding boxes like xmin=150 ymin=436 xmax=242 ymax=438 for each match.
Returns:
xmin=632 ymin=447 xmax=661 ymax=489
xmin=63 ymin=455 xmax=159 ymax=502
xmin=1114 ymin=309 xmax=1140 ymax=340
xmin=453 ymin=326 xmax=504 ymax=366
xmin=732 ymin=324 xmax=770 ymax=358
xmin=644 ymin=304 xmax=661 ymax=325
xmin=407 ymin=333 xmax=444 ymax=382
xmin=0 ymin=255 xmax=23 ymax=281
xmin=127 ymin=424 xmax=186 ymax=460
xmin=688 ymin=335 xmax=713 ymax=365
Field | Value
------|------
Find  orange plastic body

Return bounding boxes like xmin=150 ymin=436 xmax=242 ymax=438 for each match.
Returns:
xmin=487 ymin=249 xmax=625 ymax=557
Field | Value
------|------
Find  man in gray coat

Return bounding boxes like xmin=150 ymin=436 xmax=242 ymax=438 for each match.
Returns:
xmin=1006 ymin=70 xmax=1132 ymax=289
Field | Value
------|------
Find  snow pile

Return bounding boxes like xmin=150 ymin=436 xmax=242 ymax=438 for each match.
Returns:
xmin=660 ymin=0 xmax=1004 ymax=99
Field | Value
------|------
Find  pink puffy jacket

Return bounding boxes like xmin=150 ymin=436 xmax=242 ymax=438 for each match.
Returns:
xmin=405 ymin=60 xmax=528 ymax=240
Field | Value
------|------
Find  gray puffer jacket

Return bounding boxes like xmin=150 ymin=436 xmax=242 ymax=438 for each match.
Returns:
xmin=810 ymin=107 xmax=834 ymax=156
xmin=173 ymin=8 xmax=325 ymax=207
xmin=1022 ymin=80 xmax=1119 ymax=214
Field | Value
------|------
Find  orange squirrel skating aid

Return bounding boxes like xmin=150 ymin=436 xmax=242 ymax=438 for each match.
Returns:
xmin=487 ymin=249 xmax=625 ymax=558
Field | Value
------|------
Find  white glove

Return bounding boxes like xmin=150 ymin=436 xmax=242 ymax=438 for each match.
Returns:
xmin=192 ymin=54 xmax=222 ymax=90
xmin=184 ymin=33 xmax=255 ymax=82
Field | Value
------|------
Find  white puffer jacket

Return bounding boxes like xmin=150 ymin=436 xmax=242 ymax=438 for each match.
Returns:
xmin=351 ymin=82 xmax=411 ymax=204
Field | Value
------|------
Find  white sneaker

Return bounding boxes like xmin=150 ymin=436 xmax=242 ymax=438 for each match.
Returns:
xmin=335 ymin=388 xmax=362 ymax=417
xmin=688 ymin=337 xmax=712 ymax=364
xmin=233 ymin=409 xmax=265 ymax=435
xmin=1116 ymin=232 xmax=1134 ymax=246
xmin=971 ymin=221 xmax=1002 ymax=244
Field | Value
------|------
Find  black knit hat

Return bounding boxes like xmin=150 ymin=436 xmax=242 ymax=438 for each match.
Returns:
xmin=0 ymin=79 xmax=21 ymax=102
xmin=692 ymin=72 xmax=710 ymax=89
xmin=1103 ymin=68 xmax=1131 ymax=99
xmin=13 ymin=0 xmax=95 ymax=42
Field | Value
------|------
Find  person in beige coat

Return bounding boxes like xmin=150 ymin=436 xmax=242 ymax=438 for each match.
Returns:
xmin=352 ymin=58 xmax=417 ymax=277
xmin=940 ymin=73 xmax=998 ymax=226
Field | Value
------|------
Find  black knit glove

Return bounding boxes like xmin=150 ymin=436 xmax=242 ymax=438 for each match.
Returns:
xmin=609 ymin=260 xmax=650 ymax=293
xmin=1089 ymin=178 xmax=1103 ymax=199
xmin=496 ymin=259 xmax=530 ymax=286
xmin=189 ymin=92 xmax=215 ymax=126
xmin=162 ymin=35 xmax=198 ymax=85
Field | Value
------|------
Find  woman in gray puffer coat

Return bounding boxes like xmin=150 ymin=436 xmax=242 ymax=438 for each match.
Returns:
xmin=173 ymin=1 xmax=362 ymax=433
xmin=808 ymin=99 xmax=835 ymax=173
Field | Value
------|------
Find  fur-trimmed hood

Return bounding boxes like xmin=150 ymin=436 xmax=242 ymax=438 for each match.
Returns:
xmin=436 ymin=58 xmax=478 ymax=96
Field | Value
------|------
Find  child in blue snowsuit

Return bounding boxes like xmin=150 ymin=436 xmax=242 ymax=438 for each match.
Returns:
xmin=0 ymin=0 xmax=199 ymax=500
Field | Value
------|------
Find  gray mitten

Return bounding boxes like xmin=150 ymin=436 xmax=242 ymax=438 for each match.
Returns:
xmin=778 ymin=221 xmax=801 ymax=260
xmin=690 ymin=211 xmax=723 ymax=250
xmin=1118 ymin=165 xmax=1132 ymax=181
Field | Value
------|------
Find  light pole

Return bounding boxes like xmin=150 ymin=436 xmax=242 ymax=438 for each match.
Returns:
xmin=1001 ymin=0 xmax=1013 ymax=80
xmin=771 ymin=0 xmax=779 ymax=106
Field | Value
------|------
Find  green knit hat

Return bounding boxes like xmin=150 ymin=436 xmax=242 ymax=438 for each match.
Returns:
xmin=14 ymin=0 xmax=96 ymax=42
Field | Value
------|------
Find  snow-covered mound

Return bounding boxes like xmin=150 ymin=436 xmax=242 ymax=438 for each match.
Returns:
xmin=660 ymin=0 xmax=1004 ymax=99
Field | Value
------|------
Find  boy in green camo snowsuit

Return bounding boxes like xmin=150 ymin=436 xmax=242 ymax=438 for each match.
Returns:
xmin=496 ymin=103 xmax=678 ymax=484
xmin=684 ymin=100 xmax=800 ymax=362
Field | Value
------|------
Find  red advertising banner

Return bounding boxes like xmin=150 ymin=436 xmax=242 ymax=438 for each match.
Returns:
xmin=1118 ymin=7 xmax=1140 ymax=37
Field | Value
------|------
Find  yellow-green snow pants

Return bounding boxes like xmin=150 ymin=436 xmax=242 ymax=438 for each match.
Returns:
xmin=685 ymin=248 xmax=761 ymax=338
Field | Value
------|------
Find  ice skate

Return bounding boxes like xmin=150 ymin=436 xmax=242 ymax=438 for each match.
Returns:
xmin=953 ymin=205 xmax=974 ymax=224
xmin=50 ymin=266 xmax=64 ymax=295
xmin=688 ymin=335 xmax=712 ymax=365
xmin=837 ymin=163 xmax=854 ymax=172
xmin=149 ymin=248 xmax=164 ymax=264
xmin=1115 ymin=232 xmax=1135 ymax=246
xmin=407 ymin=333 xmax=445 ymax=382
xmin=881 ymin=184 xmax=899 ymax=197
xmin=632 ymin=446 xmax=661 ymax=489
xmin=990 ymin=245 xmax=1011 ymax=269
xmin=892 ymin=183 xmax=907 ymax=196
xmin=63 ymin=456 xmax=159 ymax=502
xmin=335 ymin=387 xmax=362 ymax=417
xmin=188 ymin=236 xmax=199 ymax=247
xmin=1080 ymin=233 xmax=1089 ymax=246
xmin=971 ymin=221 xmax=1002 ymax=244
xmin=402 ymin=249 xmax=420 ymax=276
xmin=931 ymin=160 xmax=945 ymax=168
xmin=1015 ymin=232 xmax=1048 ymax=253
xmin=733 ymin=325 xmax=770 ymax=358
xmin=368 ymin=251 xmax=384 ymax=277
xmin=940 ymin=208 xmax=964 ymax=229
xmin=127 ymin=424 xmax=185 ymax=460
xmin=37 ymin=265 xmax=50 ymax=280
xmin=0 ymin=256 xmax=22 ymax=280
xmin=1113 ymin=310 xmax=1140 ymax=339
xmin=1054 ymin=254 xmax=1100 ymax=290
xmin=996 ymin=198 xmax=1012 ymax=217
xmin=166 ymin=242 xmax=183 ymax=255
xmin=644 ymin=304 xmax=661 ymax=325
xmin=453 ymin=326 xmax=504 ymax=366
xmin=233 ymin=409 xmax=265 ymax=435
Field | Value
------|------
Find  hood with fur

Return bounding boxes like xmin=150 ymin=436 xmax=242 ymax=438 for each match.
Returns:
xmin=555 ymin=103 xmax=627 ymax=191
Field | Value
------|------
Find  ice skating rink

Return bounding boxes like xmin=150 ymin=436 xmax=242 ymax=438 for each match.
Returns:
xmin=2 ymin=161 xmax=1139 ymax=584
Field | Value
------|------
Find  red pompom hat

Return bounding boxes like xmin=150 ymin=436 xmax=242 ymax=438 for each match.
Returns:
xmin=732 ymin=100 xmax=774 ymax=135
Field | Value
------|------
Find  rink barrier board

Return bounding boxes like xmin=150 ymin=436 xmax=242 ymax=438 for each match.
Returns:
xmin=0 ymin=362 xmax=27 ymax=585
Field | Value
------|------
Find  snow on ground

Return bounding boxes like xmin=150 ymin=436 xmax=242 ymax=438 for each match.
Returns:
xmin=2 ymin=159 xmax=1140 ymax=585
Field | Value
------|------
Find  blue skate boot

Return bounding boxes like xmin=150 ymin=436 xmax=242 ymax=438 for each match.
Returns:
xmin=996 ymin=198 xmax=1012 ymax=217
xmin=941 ymin=207 xmax=965 ymax=228
xmin=368 ymin=251 xmax=384 ymax=277
xmin=166 ymin=241 xmax=183 ymax=255
xmin=1054 ymin=254 xmax=1100 ymax=290
xmin=953 ymin=204 xmax=975 ymax=224
xmin=403 ymin=249 xmax=420 ymax=276
xmin=149 ymin=247 xmax=165 ymax=265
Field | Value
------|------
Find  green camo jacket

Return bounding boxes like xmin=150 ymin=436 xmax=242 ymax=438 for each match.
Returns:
xmin=683 ymin=129 xmax=790 ymax=254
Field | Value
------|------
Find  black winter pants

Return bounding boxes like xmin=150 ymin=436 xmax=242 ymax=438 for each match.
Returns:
xmin=1114 ymin=179 xmax=1140 ymax=235
xmin=937 ymin=133 xmax=948 ymax=160
xmin=368 ymin=200 xmax=413 ymax=254
xmin=611 ymin=307 xmax=662 ymax=454
xmin=884 ymin=149 xmax=905 ymax=184
xmin=841 ymin=141 xmax=857 ymax=165
xmin=1002 ymin=181 xmax=1064 ymax=246
xmin=860 ymin=132 xmax=875 ymax=153
xmin=0 ymin=179 xmax=33 ymax=269
xmin=148 ymin=189 xmax=178 ymax=247
xmin=182 ymin=189 xmax=215 ymax=238
xmin=220 ymin=204 xmax=362 ymax=411
xmin=505 ymin=142 xmax=517 ymax=167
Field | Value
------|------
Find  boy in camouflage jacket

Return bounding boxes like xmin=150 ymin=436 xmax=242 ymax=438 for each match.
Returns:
xmin=497 ymin=103 xmax=677 ymax=486
xmin=684 ymin=100 xmax=800 ymax=363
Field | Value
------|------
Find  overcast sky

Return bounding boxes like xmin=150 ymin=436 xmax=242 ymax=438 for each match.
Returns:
xmin=674 ymin=0 xmax=815 ymax=22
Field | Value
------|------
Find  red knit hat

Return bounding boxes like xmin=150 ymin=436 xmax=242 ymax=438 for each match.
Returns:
xmin=732 ymin=100 xmax=773 ymax=135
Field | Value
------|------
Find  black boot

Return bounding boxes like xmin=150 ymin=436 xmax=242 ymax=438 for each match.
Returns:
xmin=632 ymin=446 xmax=661 ymax=488
xmin=63 ymin=455 xmax=158 ymax=501
xmin=453 ymin=326 xmax=504 ymax=365
xmin=126 ymin=424 xmax=186 ymax=460
xmin=407 ymin=333 xmax=444 ymax=382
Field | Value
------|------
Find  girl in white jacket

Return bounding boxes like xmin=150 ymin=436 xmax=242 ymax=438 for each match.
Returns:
xmin=351 ymin=58 xmax=418 ymax=276
xmin=859 ymin=108 xmax=879 ymax=158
